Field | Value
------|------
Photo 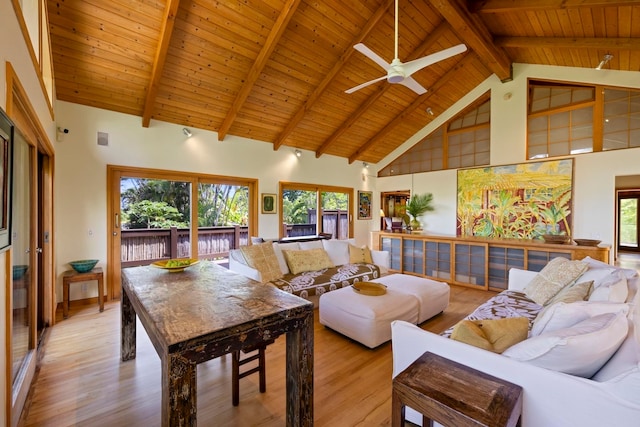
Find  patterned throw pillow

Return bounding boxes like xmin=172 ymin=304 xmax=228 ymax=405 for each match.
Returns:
xmin=240 ymin=241 xmax=282 ymax=283
xmin=282 ymin=248 xmax=334 ymax=275
xmin=348 ymin=244 xmax=373 ymax=264
xmin=524 ymin=257 xmax=588 ymax=305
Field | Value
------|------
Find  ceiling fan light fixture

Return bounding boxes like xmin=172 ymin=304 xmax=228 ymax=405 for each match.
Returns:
xmin=182 ymin=127 xmax=192 ymax=137
xmin=596 ymin=54 xmax=613 ymax=70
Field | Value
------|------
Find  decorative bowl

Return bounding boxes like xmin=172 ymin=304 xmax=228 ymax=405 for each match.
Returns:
xmin=151 ymin=258 xmax=199 ymax=273
xmin=352 ymin=281 xmax=387 ymax=296
xmin=542 ymin=234 xmax=570 ymax=244
xmin=69 ymin=259 xmax=99 ymax=273
xmin=573 ymin=238 xmax=602 ymax=247
xmin=13 ymin=265 xmax=28 ymax=280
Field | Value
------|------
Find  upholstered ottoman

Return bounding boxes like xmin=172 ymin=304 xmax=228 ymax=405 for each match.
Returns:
xmin=319 ymin=274 xmax=450 ymax=348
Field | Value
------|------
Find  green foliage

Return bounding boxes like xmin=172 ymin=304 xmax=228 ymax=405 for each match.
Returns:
xmin=406 ymin=193 xmax=435 ymax=219
xmin=122 ymin=200 xmax=188 ymax=229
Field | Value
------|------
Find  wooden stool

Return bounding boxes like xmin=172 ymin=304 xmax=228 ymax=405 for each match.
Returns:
xmin=392 ymin=352 xmax=522 ymax=427
xmin=62 ymin=268 xmax=104 ymax=319
xmin=232 ymin=339 xmax=275 ymax=406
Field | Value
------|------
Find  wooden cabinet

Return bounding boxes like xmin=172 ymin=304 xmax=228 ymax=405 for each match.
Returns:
xmin=372 ymin=232 xmax=610 ymax=291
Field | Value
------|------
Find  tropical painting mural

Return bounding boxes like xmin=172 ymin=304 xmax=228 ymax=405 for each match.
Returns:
xmin=457 ymin=159 xmax=573 ymax=239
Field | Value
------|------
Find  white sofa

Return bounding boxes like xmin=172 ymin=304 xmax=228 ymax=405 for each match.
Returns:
xmin=392 ymin=257 xmax=640 ymax=427
xmin=229 ymin=238 xmax=390 ymax=304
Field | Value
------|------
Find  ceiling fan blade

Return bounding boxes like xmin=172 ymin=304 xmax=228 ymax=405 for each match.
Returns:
xmin=399 ymin=77 xmax=427 ymax=95
xmin=345 ymin=75 xmax=387 ymax=94
xmin=353 ymin=43 xmax=391 ymax=71
xmin=402 ymin=44 xmax=467 ymax=77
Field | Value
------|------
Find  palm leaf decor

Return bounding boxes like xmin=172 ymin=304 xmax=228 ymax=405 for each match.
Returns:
xmin=456 ymin=159 xmax=574 ymax=239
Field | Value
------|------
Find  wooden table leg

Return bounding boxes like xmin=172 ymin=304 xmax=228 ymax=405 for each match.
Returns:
xmin=121 ymin=289 xmax=136 ymax=361
xmin=391 ymin=388 xmax=404 ymax=427
xmin=63 ymin=280 xmax=70 ymax=319
xmin=97 ymin=273 xmax=104 ymax=312
xmin=163 ymin=353 xmax=196 ymax=427
xmin=285 ymin=310 xmax=314 ymax=427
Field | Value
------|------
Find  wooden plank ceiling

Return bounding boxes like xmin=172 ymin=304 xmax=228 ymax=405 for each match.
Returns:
xmin=47 ymin=0 xmax=640 ymax=165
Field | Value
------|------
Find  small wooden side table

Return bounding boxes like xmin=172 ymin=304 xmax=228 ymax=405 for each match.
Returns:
xmin=62 ymin=267 xmax=104 ymax=319
xmin=392 ymin=351 xmax=522 ymax=427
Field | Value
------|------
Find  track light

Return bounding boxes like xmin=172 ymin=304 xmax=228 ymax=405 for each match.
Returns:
xmin=183 ymin=127 xmax=192 ymax=137
xmin=426 ymin=107 xmax=434 ymax=116
xmin=295 ymin=149 xmax=302 ymax=157
xmin=363 ymin=162 xmax=369 ymax=168
xmin=595 ymin=54 xmax=613 ymax=70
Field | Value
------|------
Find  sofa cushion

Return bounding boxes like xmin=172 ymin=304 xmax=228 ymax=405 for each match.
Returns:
xmin=503 ymin=311 xmax=629 ymax=377
xmin=524 ymin=257 xmax=588 ymax=305
xmin=282 ymin=248 xmax=334 ymax=275
xmin=531 ymin=301 xmax=629 ymax=337
xmin=589 ymin=271 xmax=628 ymax=303
xmin=349 ymin=244 xmax=373 ymax=264
xmin=451 ymin=317 xmax=529 ymax=354
xmin=240 ymin=242 xmax=282 ymax=283
xmin=322 ymin=239 xmax=353 ymax=265
xmin=272 ymin=242 xmax=300 ymax=275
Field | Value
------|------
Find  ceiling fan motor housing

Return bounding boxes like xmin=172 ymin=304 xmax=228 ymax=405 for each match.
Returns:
xmin=387 ymin=59 xmax=405 ymax=83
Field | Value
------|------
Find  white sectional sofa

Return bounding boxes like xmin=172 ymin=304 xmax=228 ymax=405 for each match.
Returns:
xmin=392 ymin=257 xmax=640 ymax=426
xmin=229 ymin=238 xmax=390 ymax=305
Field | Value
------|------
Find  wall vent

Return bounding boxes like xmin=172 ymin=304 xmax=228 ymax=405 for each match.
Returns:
xmin=97 ymin=131 xmax=109 ymax=146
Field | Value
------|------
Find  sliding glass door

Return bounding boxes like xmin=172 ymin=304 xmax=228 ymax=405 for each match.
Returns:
xmin=619 ymin=191 xmax=640 ymax=252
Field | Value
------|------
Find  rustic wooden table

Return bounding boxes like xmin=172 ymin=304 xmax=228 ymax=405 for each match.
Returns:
xmin=120 ymin=262 xmax=314 ymax=427
xmin=392 ymin=351 xmax=522 ymax=427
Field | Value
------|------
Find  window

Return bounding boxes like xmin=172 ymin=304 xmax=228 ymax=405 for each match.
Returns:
xmin=280 ymin=182 xmax=353 ymax=239
xmin=527 ymin=80 xmax=640 ymax=159
xmin=378 ymin=94 xmax=490 ymax=176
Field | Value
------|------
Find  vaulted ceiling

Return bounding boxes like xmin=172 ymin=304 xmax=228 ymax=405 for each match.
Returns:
xmin=47 ymin=0 xmax=640 ymax=164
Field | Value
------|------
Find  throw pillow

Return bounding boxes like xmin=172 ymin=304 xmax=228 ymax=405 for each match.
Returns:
xmin=524 ymin=257 xmax=588 ymax=305
xmin=349 ymin=244 xmax=373 ymax=264
xmin=546 ymin=280 xmax=593 ymax=306
xmin=451 ymin=317 xmax=529 ymax=354
xmin=271 ymin=242 xmax=300 ymax=275
xmin=282 ymin=248 xmax=334 ymax=275
xmin=503 ymin=311 xmax=629 ymax=377
xmin=531 ymin=301 xmax=629 ymax=336
xmin=589 ymin=271 xmax=628 ymax=303
xmin=240 ymin=241 xmax=282 ymax=283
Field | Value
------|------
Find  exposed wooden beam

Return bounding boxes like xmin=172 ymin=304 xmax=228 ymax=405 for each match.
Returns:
xmin=348 ymin=53 xmax=476 ymax=164
xmin=315 ymin=22 xmax=451 ymax=158
xmin=141 ymin=0 xmax=181 ymax=128
xmin=496 ymin=36 xmax=640 ymax=50
xmin=272 ymin=0 xmax=395 ymax=151
xmin=427 ymin=0 xmax=512 ymax=82
xmin=473 ymin=0 xmax=640 ymax=13
xmin=217 ymin=0 xmax=302 ymax=141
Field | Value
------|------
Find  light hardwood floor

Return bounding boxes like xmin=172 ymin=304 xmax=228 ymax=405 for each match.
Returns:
xmin=19 ymin=283 xmax=494 ymax=427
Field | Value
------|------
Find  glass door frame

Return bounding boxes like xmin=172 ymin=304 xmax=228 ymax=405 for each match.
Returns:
xmin=617 ymin=190 xmax=640 ymax=253
xmin=107 ymin=166 xmax=258 ymax=300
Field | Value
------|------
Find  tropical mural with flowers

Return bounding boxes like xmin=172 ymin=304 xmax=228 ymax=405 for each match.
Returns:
xmin=457 ymin=159 xmax=573 ymax=239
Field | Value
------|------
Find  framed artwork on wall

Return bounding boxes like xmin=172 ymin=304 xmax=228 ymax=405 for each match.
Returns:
xmin=261 ymin=193 xmax=277 ymax=214
xmin=456 ymin=158 xmax=574 ymax=239
xmin=0 ymin=108 xmax=14 ymax=251
xmin=358 ymin=190 xmax=373 ymax=220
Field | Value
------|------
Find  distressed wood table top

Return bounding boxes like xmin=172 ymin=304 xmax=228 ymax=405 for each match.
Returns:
xmin=120 ymin=262 xmax=314 ymax=426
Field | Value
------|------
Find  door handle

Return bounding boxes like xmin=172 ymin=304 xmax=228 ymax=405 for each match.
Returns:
xmin=115 ymin=213 xmax=120 ymax=229
xmin=35 ymin=248 xmax=43 ymax=253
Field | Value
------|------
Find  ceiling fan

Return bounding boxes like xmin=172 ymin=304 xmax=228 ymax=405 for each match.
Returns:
xmin=345 ymin=0 xmax=467 ymax=95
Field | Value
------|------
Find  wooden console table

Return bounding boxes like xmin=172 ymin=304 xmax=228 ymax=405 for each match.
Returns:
xmin=121 ymin=263 xmax=314 ymax=426
xmin=392 ymin=352 xmax=522 ymax=427
xmin=372 ymin=231 xmax=610 ymax=291
xmin=62 ymin=267 xmax=104 ymax=318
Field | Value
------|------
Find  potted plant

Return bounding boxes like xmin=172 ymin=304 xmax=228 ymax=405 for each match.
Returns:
xmin=406 ymin=193 xmax=434 ymax=231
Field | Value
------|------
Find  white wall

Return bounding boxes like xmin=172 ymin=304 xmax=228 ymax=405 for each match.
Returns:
xmin=54 ymin=101 xmax=376 ymax=301
xmin=376 ymin=63 xmax=640 ymax=251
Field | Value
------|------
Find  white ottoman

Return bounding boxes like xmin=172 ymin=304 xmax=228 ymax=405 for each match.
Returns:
xmin=319 ymin=287 xmax=419 ymax=348
xmin=319 ymin=274 xmax=450 ymax=348
xmin=379 ymin=274 xmax=450 ymax=323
